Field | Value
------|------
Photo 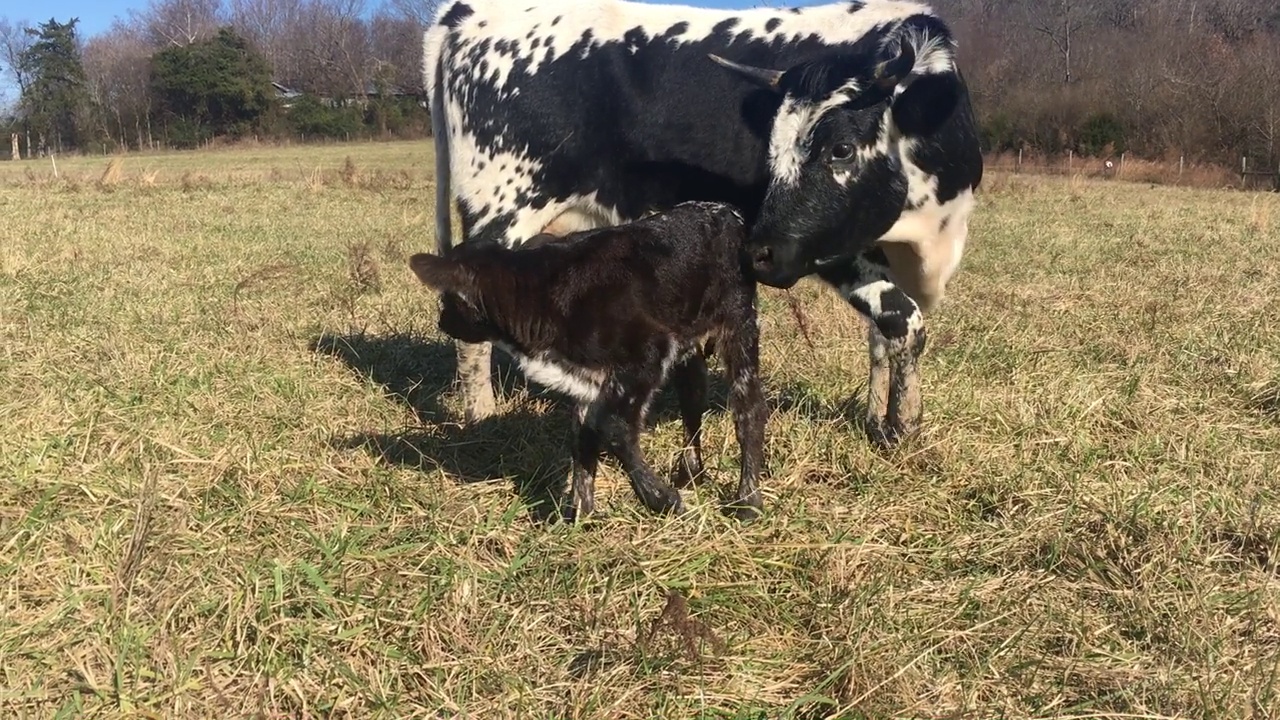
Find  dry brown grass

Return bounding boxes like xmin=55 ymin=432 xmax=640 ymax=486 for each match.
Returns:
xmin=984 ymin=151 xmax=1249 ymax=189
xmin=1 ymin=142 xmax=1279 ymax=718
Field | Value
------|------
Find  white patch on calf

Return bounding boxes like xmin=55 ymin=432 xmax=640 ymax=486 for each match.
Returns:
xmin=496 ymin=342 xmax=606 ymax=404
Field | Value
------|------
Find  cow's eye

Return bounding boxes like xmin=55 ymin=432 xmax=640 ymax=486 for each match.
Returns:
xmin=830 ymin=143 xmax=854 ymax=162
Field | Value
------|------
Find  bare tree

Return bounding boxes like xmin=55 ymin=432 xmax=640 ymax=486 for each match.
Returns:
xmin=1029 ymin=0 xmax=1090 ymax=84
xmin=82 ymin=22 xmax=155 ymax=149
xmin=300 ymin=0 xmax=371 ymax=98
xmin=386 ymin=0 xmax=443 ymax=27
xmin=133 ymin=0 xmax=224 ymax=48
xmin=0 ymin=17 xmax=34 ymax=97
xmin=229 ymin=0 xmax=304 ymax=83
xmin=369 ymin=9 xmax=422 ymax=94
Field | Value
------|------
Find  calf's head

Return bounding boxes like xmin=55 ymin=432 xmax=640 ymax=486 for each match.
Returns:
xmin=408 ymin=252 xmax=497 ymax=344
xmin=710 ymin=33 xmax=962 ymax=288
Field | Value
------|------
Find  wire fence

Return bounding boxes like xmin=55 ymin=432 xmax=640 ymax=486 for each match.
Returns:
xmin=987 ymin=149 xmax=1280 ymax=191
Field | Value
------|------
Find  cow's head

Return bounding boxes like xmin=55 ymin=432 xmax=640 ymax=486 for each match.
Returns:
xmin=710 ymin=34 xmax=961 ymax=288
xmin=408 ymin=252 xmax=498 ymax=344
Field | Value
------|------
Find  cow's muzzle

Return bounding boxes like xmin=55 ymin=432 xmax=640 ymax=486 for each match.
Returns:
xmin=745 ymin=243 xmax=804 ymax=289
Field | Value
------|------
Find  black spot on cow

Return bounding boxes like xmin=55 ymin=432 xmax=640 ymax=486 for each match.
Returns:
xmin=713 ymin=18 xmax=740 ymax=36
xmin=665 ymin=21 xmax=689 ymax=36
xmin=439 ymin=3 xmax=473 ymax=28
xmin=526 ymin=30 xmax=535 ymax=40
xmin=531 ymin=37 xmax=541 ymax=50
xmin=939 ymin=216 xmax=950 ymax=233
xmin=624 ymin=27 xmax=649 ymax=46
xmin=848 ymin=1 xmax=866 ymax=12
xmin=765 ymin=18 xmax=781 ymax=32
xmin=478 ymin=20 xmax=487 ymax=28
xmin=552 ymin=15 xmax=562 ymax=25
xmin=789 ymin=7 xmax=802 ymax=14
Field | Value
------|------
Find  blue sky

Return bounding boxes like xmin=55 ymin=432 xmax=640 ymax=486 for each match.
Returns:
xmin=3 ymin=0 xmax=764 ymax=41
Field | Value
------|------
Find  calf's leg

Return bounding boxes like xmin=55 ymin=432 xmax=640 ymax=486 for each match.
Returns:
xmin=669 ymin=352 xmax=708 ymax=488
xmin=819 ymin=255 xmax=927 ymax=448
xmin=718 ymin=295 xmax=767 ymax=520
xmin=567 ymin=403 xmax=601 ymax=521
xmin=592 ymin=383 xmax=684 ymax=516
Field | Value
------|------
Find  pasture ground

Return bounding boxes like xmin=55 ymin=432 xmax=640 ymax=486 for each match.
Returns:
xmin=2 ymin=141 xmax=1279 ymax=718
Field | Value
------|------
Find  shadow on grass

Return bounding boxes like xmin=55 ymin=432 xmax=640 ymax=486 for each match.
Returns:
xmin=333 ymin=412 xmax=572 ymax=524
xmin=311 ymin=330 xmax=568 ymax=522
xmin=310 ymin=330 xmax=533 ymax=422
xmin=311 ymin=330 xmax=872 ymax=521
xmin=311 ymin=329 xmax=864 ymax=427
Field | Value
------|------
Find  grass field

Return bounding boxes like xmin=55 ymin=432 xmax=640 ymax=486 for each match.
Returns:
xmin=2 ymin=140 xmax=1279 ymax=718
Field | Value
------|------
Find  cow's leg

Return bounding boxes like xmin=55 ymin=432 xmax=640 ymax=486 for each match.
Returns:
xmin=719 ymin=290 xmax=767 ymax=521
xmin=669 ymin=352 xmax=708 ymax=488
xmin=455 ymin=341 xmax=496 ymax=422
xmin=819 ymin=255 xmax=927 ymax=448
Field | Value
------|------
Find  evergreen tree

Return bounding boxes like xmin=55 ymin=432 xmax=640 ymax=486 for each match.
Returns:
xmin=19 ymin=18 xmax=91 ymax=153
xmin=151 ymin=27 xmax=274 ymax=146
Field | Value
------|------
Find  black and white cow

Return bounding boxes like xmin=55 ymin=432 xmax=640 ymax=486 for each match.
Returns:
xmin=424 ymin=0 xmax=983 ymax=446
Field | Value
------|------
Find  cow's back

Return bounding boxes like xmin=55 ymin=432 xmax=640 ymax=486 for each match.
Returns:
xmin=425 ymin=0 xmax=946 ymax=243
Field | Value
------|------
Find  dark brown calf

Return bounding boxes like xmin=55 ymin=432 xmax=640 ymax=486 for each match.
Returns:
xmin=409 ymin=201 xmax=766 ymax=521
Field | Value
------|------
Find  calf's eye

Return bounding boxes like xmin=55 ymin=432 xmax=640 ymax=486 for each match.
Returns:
xmin=830 ymin=143 xmax=854 ymax=162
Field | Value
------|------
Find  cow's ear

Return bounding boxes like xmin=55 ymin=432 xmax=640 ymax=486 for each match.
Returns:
xmin=891 ymin=71 xmax=960 ymax=137
xmin=707 ymin=54 xmax=783 ymax=92
xmin=409 ymin=253 xmax=471 ymax=293
xmin=874 ymin=36 xmax=961 ymax=137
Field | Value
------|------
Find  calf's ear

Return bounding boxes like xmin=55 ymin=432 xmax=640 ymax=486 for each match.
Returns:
xmin=409 ymin=253 xmax=470 ymax=293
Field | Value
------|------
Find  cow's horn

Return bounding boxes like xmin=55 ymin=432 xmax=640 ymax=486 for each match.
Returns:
xmin=874 ymin=36 xmax=916 ymax=90
xmin=707 ymin=54 xmax=783 ymax=91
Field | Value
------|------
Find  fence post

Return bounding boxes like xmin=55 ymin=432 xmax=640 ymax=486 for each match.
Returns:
xmin=1119 ymin=152 xmax=1125 ymax=177
xmin=1179 ymin=155 xmax=1184 ymax=181
xmin=1242 ymin=156 xmax=1247 ymax=187
xmin=1068 ymin=150 xmax=1073 ymax=174
xmin=1017 ymin=147 xmax=1022 ymax=173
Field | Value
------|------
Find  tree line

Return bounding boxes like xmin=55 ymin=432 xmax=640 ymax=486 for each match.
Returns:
xmin=0 ymin=0 xmax=440 ymax=156
xmin=935 ymin=0 xmax=1280 ymax=167
xmin=1 ymin=0 xmax=1277 ymax=168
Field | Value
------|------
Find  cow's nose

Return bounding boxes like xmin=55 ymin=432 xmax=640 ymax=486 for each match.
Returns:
xmin=750 ymin=245 xmax=774 ymax=274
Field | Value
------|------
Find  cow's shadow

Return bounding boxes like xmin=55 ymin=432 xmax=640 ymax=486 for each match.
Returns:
xmin=312 ymin=331 xmax=864 ymax=521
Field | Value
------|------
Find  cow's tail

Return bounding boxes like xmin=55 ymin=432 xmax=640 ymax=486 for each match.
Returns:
xmin=426 ymin=25 xmax=453 ymax=255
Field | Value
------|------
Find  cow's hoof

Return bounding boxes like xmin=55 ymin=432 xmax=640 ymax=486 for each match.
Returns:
xmin=865 ymin=418 xmax=916 ymax=450
xmin=464 ymin=398 xmax=497 ymax=424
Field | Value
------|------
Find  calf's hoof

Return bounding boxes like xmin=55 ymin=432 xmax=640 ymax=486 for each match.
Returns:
xmin=669 ymin=452 xmax=706 ymax=489
xmin=722 ymin=500 xmax=762 ymax=523
xmin=564 ymin=506 xmax=609 ymax=527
